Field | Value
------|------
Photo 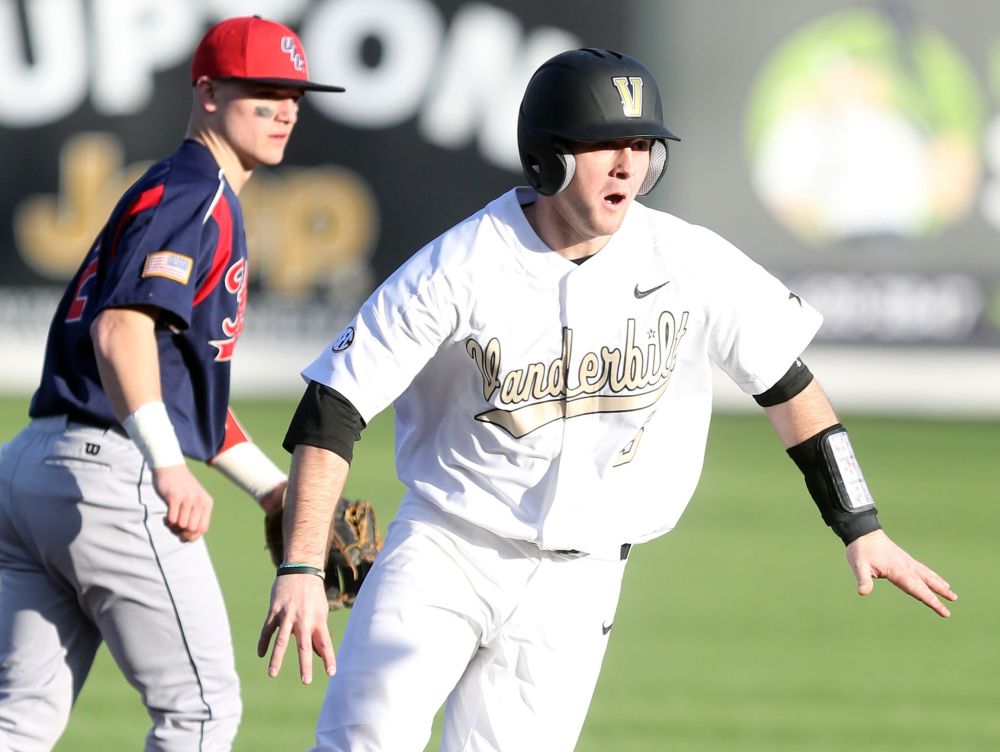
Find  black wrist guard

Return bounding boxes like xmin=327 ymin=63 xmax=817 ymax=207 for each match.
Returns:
xmin=786 ymin=423 xmax=881 ymax=545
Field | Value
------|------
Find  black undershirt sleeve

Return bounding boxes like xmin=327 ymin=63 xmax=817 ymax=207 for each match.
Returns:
xmin=753 ymin=358 xmax=814 ymax=407
xmin=282 ymin=381 xmax=366 ymax=463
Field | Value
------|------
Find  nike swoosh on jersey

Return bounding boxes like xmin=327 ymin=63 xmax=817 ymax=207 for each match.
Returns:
xmin=602 ymin=621 xmax=613 ymax=635
xmin=634 ymin=281 xmax=669 ymax=298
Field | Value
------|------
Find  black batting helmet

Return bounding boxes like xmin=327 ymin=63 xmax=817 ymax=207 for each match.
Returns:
xmin=518 ymin=48 xmax=680 ymax=196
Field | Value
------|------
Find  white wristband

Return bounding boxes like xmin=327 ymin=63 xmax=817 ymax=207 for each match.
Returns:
xmin=211 ymin=441 xmax=287 ymax=501
xmin=122 ymin=401 xmax=185 ymax=469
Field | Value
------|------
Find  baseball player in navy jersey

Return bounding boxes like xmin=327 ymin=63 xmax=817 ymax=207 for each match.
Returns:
xmin=0 ymin=16 xmax=344 ymax=751
xmin=258 ymin=48 xmax=957 ymax=751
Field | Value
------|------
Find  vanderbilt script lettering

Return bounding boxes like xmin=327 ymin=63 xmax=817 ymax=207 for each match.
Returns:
xmin=466 ymin=311 xmax=689 ymax=438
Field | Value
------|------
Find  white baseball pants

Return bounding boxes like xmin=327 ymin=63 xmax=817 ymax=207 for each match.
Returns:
xmin=313 ymin=501 xmax=629 ymax=752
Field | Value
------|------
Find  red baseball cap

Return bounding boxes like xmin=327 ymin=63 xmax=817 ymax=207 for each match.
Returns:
xmin=191 ymin=15 xmax=345 ymax=93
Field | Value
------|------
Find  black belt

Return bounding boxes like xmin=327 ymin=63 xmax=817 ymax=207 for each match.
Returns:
xmin=555 ymin=543 xmax=632 ymax=561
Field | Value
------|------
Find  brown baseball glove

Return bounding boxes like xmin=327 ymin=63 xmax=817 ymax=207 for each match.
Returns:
xmin=265 ymin=495 xmax=382 ymax=609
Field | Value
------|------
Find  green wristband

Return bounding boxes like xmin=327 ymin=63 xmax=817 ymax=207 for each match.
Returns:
xmin=276 ymin=563 xmax=325 ymax=579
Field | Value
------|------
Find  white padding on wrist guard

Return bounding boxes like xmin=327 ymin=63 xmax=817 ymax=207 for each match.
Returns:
xmin=211 ymin=441 xmax=286 ymax=501
xmin=821 ymin=429 xmax=875 ymax=512
xmin=122 ymin=401 xmax=185 ymax=469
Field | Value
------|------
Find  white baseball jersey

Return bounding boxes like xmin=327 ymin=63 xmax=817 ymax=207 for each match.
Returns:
xmin=304 ymin=186 xmax=822 ymax=554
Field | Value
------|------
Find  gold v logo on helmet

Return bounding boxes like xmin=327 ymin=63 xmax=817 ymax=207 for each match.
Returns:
xmin=612 ymin=76 xmax=643 ymax=118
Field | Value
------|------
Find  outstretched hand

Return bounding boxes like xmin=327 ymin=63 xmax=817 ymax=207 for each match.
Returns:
xmin=258 ymin=573 xmax=337 ymax=684
xmin=846 ymin=529 xmax=957 ymax=617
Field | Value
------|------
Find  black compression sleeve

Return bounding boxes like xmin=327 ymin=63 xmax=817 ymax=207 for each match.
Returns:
xmin=753 ymin=358 xmax=814 ymax=407
xmin=283 ymin=381 xmax=366 ymax=463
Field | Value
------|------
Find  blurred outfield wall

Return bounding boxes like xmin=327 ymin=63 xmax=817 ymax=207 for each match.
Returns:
xmin=0 ymin=0 xmax=996 ymax=415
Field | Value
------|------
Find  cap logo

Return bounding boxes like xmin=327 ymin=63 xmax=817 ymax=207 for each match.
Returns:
xmin=281 ymin=36 xmax=305 ymax=71
xmin=612 ymin=76 xmax=643 ymax=118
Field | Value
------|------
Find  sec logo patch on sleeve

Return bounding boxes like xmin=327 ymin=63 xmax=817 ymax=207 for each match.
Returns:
xmin=332 ymin=326 xmax=355 ymax=352
xmin=142 ymin=251 xmax=194 ymax=284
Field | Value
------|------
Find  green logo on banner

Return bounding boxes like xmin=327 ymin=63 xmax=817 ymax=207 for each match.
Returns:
xmin=745 ymin=7 xmax=984 ymax=245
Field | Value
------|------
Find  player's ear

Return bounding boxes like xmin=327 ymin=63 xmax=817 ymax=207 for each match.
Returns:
xmin=193 ymin=76 xmax=220 ymax=112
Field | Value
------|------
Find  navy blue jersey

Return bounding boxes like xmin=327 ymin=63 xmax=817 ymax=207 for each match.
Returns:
xmin=30 ymin=140 xmax=250 ymax=462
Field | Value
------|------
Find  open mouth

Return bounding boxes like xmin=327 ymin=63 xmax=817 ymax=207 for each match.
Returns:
xmin=604 ymin=192 xmax=626 ymax=206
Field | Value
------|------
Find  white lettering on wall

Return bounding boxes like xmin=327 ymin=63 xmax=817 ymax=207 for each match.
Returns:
xmin=0 ymin=0 xmax=87 ymax=126
xmin=91 ymin=0 xmax=200 ymax=114
xmin=302 ymin=0 xmax=444 ymax=127
xmin=419 ymin=3 xmax=577 ymax=168
xmin=0 ymin=0 xmax=577 ymax=170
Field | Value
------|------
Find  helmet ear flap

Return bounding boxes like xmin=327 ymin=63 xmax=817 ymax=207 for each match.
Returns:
xmin=637 ymin=139 xmax=668 ymax=196
xmin=524 ymin=151 xmax=566 ymax=196
xmin=554 ymin=153 xmax=576 ymax=195
xmin=519 ymin=122 xmax=575 ymax=196
xmin=535 ymin=149 xmax=577 ymax=196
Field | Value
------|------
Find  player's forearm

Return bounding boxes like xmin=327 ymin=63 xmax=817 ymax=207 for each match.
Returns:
xmin=763 ymin=379 xmax=839 ymax=448
xmin=91 ymin=306 xmax=189 ymax=469
xmin=90 ymin=306 xmax=163 ymax=421
xmin=283 ymin=444 xmax=350 ymax=566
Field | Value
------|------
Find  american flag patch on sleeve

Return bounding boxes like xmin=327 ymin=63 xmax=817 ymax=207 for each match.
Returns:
xmin=142 ymin=251 xmax=193 ymax=284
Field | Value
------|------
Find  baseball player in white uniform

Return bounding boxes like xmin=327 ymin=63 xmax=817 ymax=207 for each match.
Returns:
xmin=258 ymin=48 xmax=957 ymax=752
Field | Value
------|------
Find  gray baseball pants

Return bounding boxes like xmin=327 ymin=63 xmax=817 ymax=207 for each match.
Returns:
xmin=0 ymin=417 xmax=240 ymax=751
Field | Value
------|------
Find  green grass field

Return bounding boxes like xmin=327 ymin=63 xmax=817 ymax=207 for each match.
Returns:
xmin=1 ymin=396 xmax=997 ymax=751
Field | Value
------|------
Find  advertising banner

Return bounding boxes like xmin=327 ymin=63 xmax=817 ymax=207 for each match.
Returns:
xmin=0 ymin=0 xmax=619 ymax=391
xmin=644 ymin=0 xmax=1000 ymax=350
xmin=1 ymin=0 xmax=995 ymax=411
